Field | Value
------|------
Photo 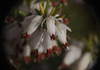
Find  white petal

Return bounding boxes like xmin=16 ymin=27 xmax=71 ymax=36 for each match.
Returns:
xmin=43 ymin=2 xmax=47 ymax=9
xmin=57 ymin=18 xmax=63 ymax=22
xmin=46 ymin=16 xmax=56 ymax=36
xmin=22 ymin=15 xmax=35 ymax=31
xmin=23 ymin=44 xmax=31 ymax=57
xmin=43 ymin=31 xmax=53 ymax=49
xmin=56 ymin=23 xmax=67 ymax=44
xmin=57 ymin=22 xmax=71 ymax=32
xmin=54 ymin=14 xmax=60 ymax=18
xmin=56 ymin=29 xmax=67 ymax=44
xmin=65 ymin=25 xmax=72 ymax=32
xmin=29 ymin=28 xmax=44 ymax=50
xmin=26 ymin=15 xmax=43 ymax=35
xmin=38 ymin=45 xmax=45 ymax=53
xmin=77 ymin=52 xmax=92 ymax=70
xmin=52 ymin=40 xmax=58 ymax=47
xmin=43 ymin=31 xmax=57 ymax=49
xmin=63 ymin=45 xmax=82 ymax=66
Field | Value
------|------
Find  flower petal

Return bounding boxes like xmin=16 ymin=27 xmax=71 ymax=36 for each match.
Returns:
xmin=22 ymin=15 xmax=35 ymax=30
xmin=47 ymin=7 xmax=53 ymax=15
xmin=46 ymin=16 xmax=56 ymax=36
xmin=63 ymin=45 xmax=82 ymax=66
xmin=43 ymin=31 xmax=58 ymax=50
xmin=77 ymin=52 xmax=92 ymax=70
xmin=29 ymin=28 xmax=44 ymax=50
xmin=38 ymin=45 xmax=45 ymax=54
xmin=44 ymin=31 xmax=53 ymax=49
xmin=56 ymin=23 xmax=67 ymax=44
xmin=26 ymin=15 xmax=43 ymax=35
xmin=57 ymin=22 xmax=71 ymax=32
xmin=23 ymin=44 xmax=31 ymax=57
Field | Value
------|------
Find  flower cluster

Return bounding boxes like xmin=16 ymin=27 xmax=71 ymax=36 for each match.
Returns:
xmin=21 ymin=0 xmax=71 ymax=63
xmin=5 ymin=0 xmax=71 ymax=63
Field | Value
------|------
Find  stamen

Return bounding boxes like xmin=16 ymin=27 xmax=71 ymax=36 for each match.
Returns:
xmin=32 ymin=50 xmax=38 ymax=57
xmin=52 ymin=46 xmax=62 ymax=55
xmin=50 ymin=34 xmax=56 ymax=40
xmin=23 ymin=32 xmax=30 ymax=39
xmin=39 ymin=2 xmax=45 ymax=15
xmin=62 ymin=42 xmax=70 ymax=49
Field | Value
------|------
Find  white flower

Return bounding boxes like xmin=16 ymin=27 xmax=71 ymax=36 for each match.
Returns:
xmin=21 ymin=14 xmax=71 ymax=61
xmin=77 ymin=52 xmax=92 ymax=70
xmin=63 ymin=45 xmax=82 ymax=66
xmin=20 ymin=1 xmax=71 ymax=62
xmin=21 ymin=15 xmax=71 ymax=61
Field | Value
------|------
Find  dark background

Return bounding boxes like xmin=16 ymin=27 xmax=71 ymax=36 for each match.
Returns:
xmin=0 ymin=0 xmax=100 ymax=70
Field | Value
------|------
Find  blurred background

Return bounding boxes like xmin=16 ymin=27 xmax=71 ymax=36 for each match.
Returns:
xmin=0 ymin=0 xmax=100 ymax=70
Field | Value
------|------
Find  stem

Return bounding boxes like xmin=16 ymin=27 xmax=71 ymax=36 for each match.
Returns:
xmin=39 ymin=1 xmax=45 ymax=15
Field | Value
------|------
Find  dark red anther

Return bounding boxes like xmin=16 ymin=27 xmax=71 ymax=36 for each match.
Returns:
xmin=32 ymin=50 xmax=38 ymax=57
xmin=52 ymin=46 xmax=61 ymax=55
xmin=52 ymin=2 xmax=59 ymax=7
xmin=62 ymin=42 xmax=70 ymax=48
xmin=23 ymin=56 xmax=32 ymax=64
xmin=23 ymin=33 xmax=30 ymax=39
xmin=5 ymin=16 xmax=15 ymax=23
xmin=64 ymin=42 xmax=69 ymax=46
xmin=37 ymin=53 xmax=46 ymax=62
xmin=46 ymin=49 xmax=53 ymax=57
xmin=50 ymin=34 xmax=56 ymax=40
xmin=52 ymin=46 xmax=57 ymax=51
xmin=63 ymin=18 xmax=69 ymax=24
